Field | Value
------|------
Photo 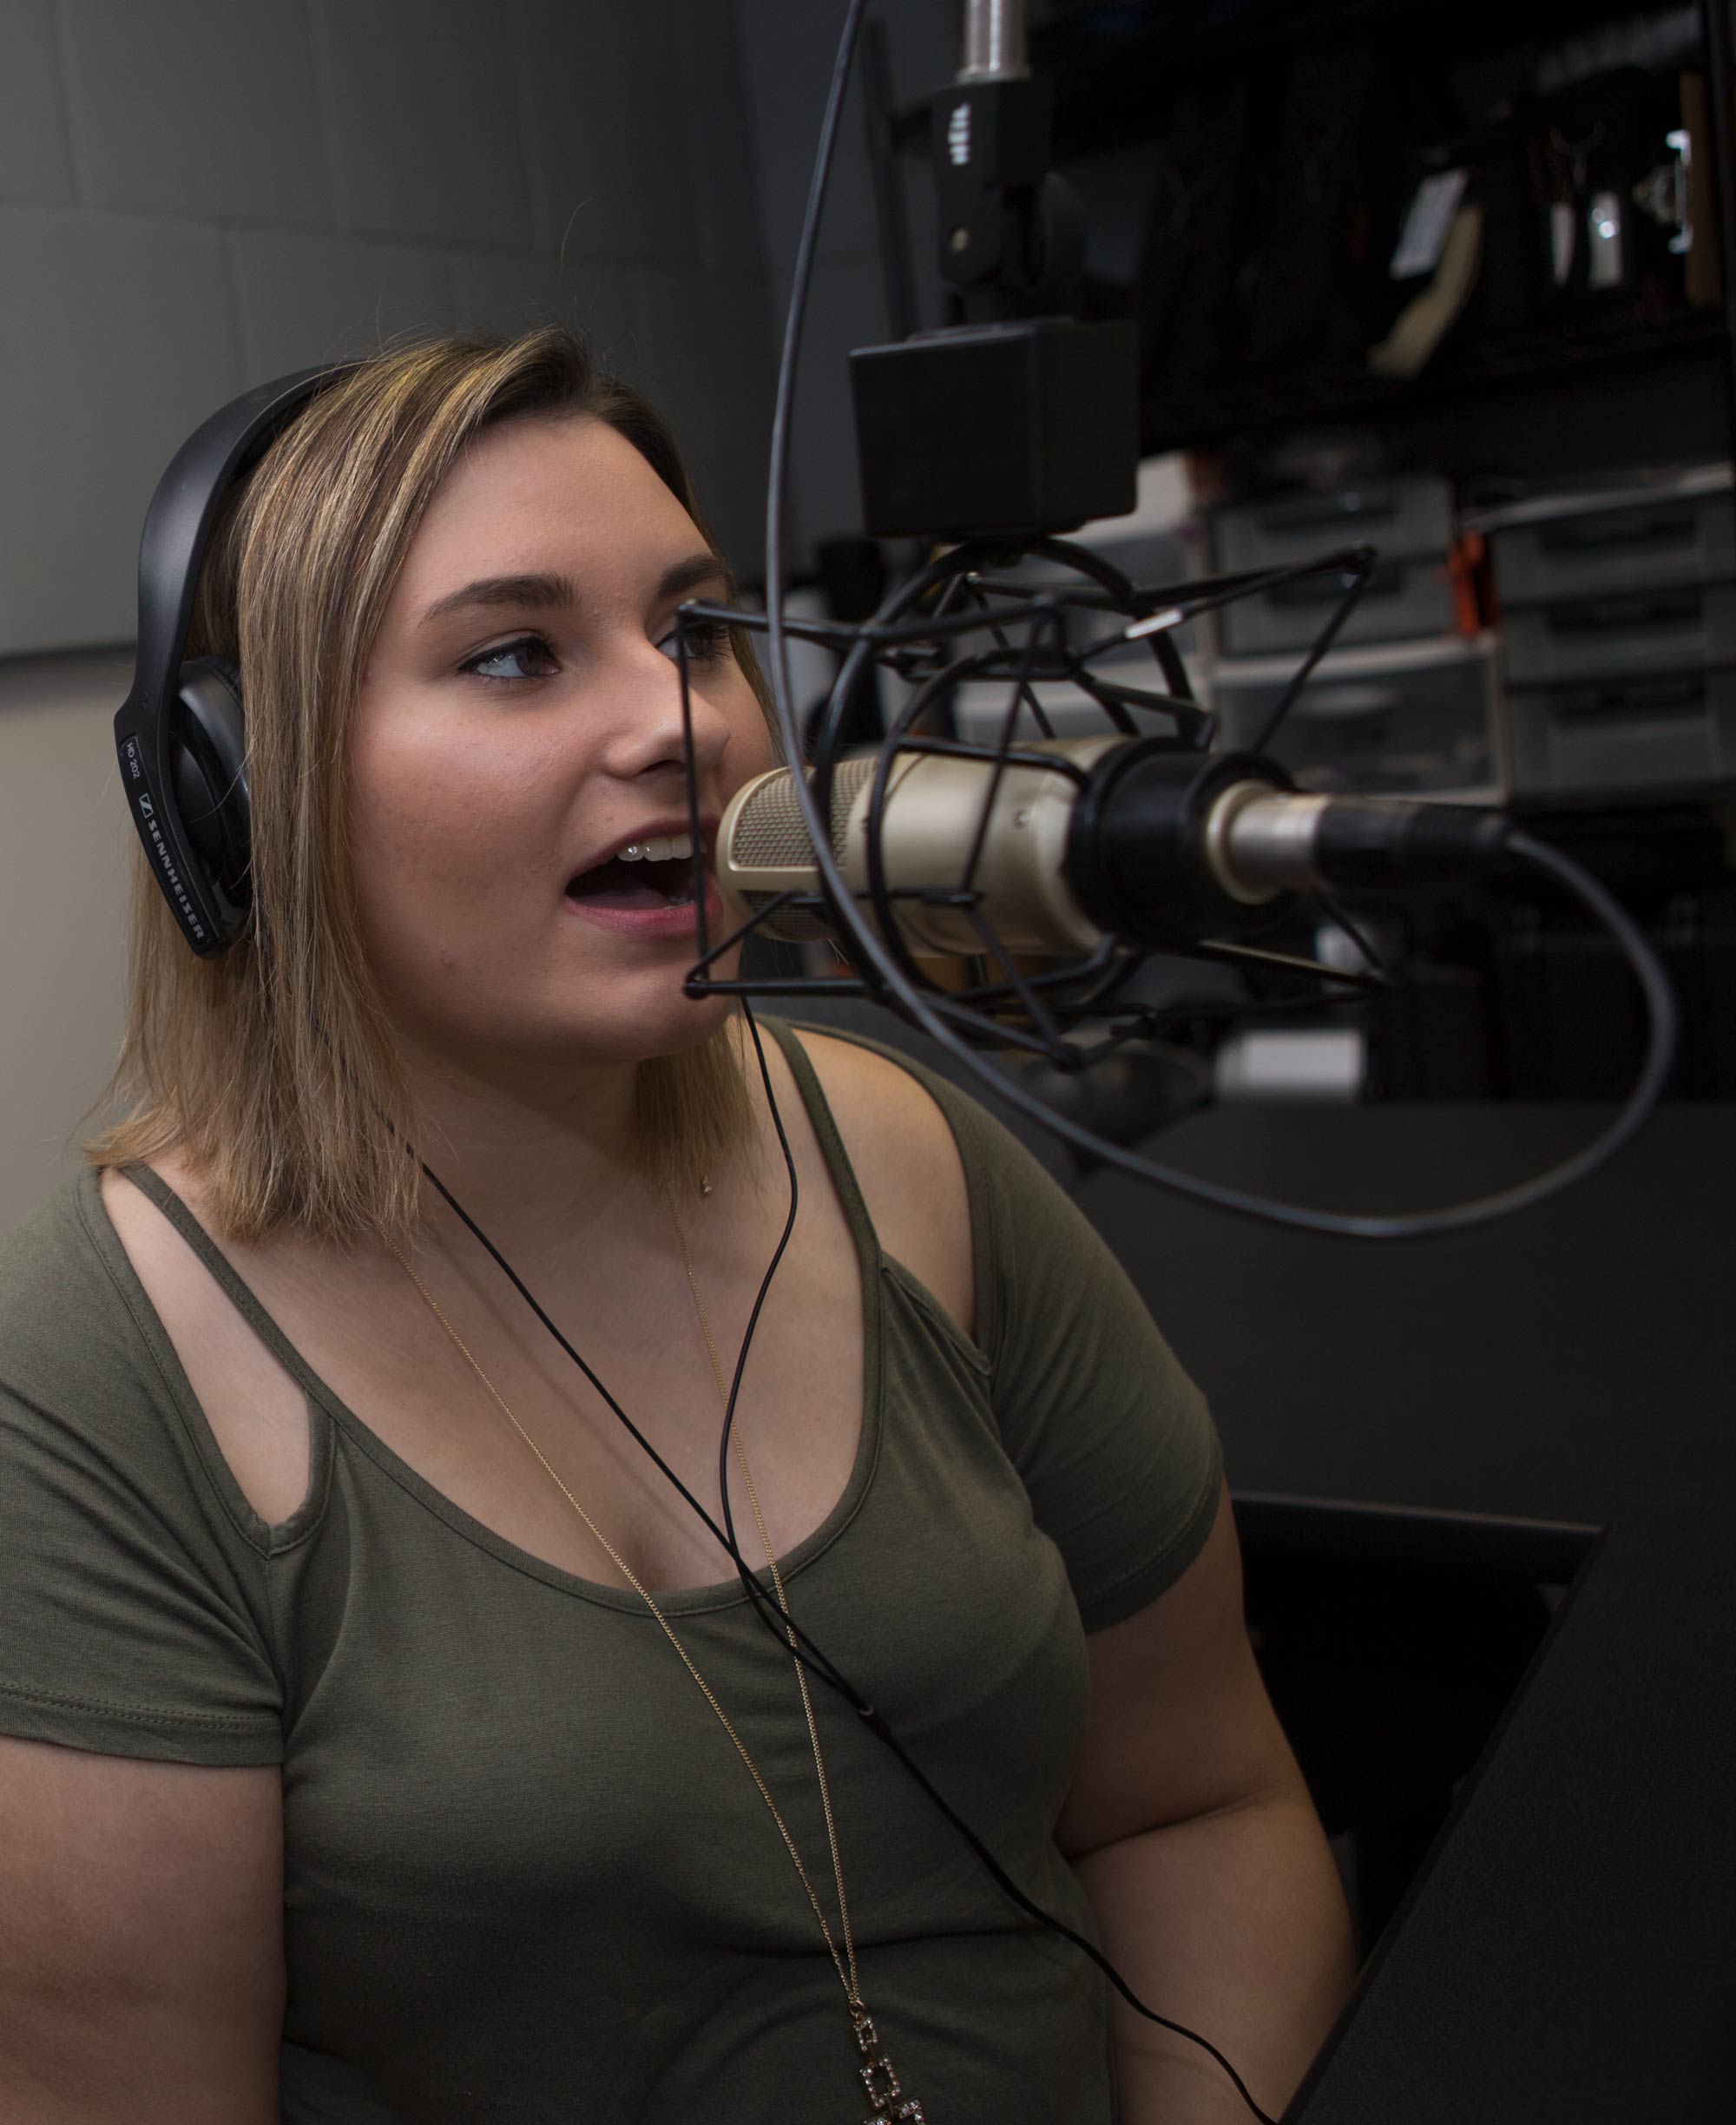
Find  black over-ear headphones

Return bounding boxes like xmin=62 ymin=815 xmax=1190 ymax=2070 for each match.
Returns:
xmin=114 ymin=367 xmax=349 ymax=957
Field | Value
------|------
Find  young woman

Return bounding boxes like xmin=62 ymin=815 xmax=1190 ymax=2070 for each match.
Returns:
xmin=0 ymin=331 xmax=1351 ymax=2122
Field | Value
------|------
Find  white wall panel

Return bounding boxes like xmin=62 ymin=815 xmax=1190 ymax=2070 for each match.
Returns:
xmin=515 ymin=0 xmax=702 ymax=266
xmin=449 ymin=247 xmax=639 ymax=379
xmin=312 ymin=0 xmax=532 ymax=247
xmin=59 ymin=0 xmax=332 ymax=227
xmin=0 ymin=208 xmax=239 ymax=654
xmin=734 ymin=0 xmax=957 ymax=561
xmin=0 ymin=652 xmax=133 ymax=1234
xmin=734 ymin=0 xmax=881 ymax=274
xmin=674 ymin=3 xmax=772 ymax=280
xmin=0 ymin=0 xmax=74 ymax=205
xmin=628 ymin=267 xmax=777 ymax=572
xmin=228 ymin=227 xmax=456 ymax=380
xmin=777 ymin=252 xmax=882 ymax=562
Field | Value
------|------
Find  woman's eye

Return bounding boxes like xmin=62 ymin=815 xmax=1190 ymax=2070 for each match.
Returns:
xmin=462 ymin=634 xmax=558 ymax=684
xmin=656 ymin=618 xmax=733 ymax=665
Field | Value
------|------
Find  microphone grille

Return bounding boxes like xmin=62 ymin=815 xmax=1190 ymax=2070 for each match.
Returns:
xmin=734 ymin=753 xmax=878 ymax=866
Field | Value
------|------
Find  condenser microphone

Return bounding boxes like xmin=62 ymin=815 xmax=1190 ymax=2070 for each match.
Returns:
xmin=717 ymin=739 xmax=1511 ymax=957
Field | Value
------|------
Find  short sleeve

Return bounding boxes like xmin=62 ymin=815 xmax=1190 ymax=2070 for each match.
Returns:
xmin=0 ymin=1177 xmax=285 ymax=1765
xmin=935 ymin=1081 xmax=1223 ymax=1629
xmin=782 ymin=1022 xmax=1222 ymax=1632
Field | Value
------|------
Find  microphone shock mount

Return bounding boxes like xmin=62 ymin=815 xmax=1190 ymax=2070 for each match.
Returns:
xmin=672 ymin=536 xmax=1387 ymax=1075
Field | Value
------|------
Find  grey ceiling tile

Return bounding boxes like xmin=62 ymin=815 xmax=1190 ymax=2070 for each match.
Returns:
xmin=227 ymin=227 xmax=457 ymax=382
xmin=58 ymin=0 xmax=332 ymax=225
xmin=311 ymin=0 xmax=530 ymax=247
xmin=0 ymin=209 xmax=240 ymax=654
xmin=515 ymin=0 xmax=700 ymax=266
xmin=0 ymin=0 xmax=75 ymax=204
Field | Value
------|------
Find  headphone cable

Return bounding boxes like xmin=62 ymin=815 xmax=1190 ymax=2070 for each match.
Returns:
xmin=420 ymin=991 xmax=1280 ymax=2124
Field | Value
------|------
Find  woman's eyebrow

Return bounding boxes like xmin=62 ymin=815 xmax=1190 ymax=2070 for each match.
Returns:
xmin=419 ymin=553 xmax=727 ymax=628
xmin=658 ymin=551 xmax=733 ymax=603
xmin=420 ymin=571 xmax=579 ymax=626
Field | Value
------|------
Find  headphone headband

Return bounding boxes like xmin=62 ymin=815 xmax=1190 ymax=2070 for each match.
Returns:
xmin=114 ymin=366 xmax=348 ymax=954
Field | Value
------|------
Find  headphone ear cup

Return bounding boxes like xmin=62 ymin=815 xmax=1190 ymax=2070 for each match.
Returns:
xmin=171 ymin=656 xmax=253 ymax=910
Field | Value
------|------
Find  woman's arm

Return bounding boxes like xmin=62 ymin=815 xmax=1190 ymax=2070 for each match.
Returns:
xmin=0 ymin=1736 xmax=283 ymax=2122
xmin=1057 ymin=1485 xmax=1355 ymax=2124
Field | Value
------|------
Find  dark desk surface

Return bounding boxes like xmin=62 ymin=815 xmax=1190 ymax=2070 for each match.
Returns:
xmin=1076 ymin=1102 xmax=1734 ymax=2125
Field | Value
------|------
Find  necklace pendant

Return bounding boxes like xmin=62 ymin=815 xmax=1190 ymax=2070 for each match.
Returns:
xmin=852 ymin=2008 xmax=926 ymax=2123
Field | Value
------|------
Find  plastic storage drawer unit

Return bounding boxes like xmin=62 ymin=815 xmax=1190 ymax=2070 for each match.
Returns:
xmin=1213 ymin=477 xmax=1458 ymax=657
xmin=1214 ymin=477 xmax=1453 ymax=574
xmin=1506 ymin=666 xmax=1736 ymax=798
xmin=1213 ymin=636 xmax=1500 ymax=798
xmin=1485 ymin=470 xmax=1733 ymax=605
xmin=1219 ymin=552 xmax=1458 ymax=656
xmin=1503 ymin=581 xmax=1736 ymax=687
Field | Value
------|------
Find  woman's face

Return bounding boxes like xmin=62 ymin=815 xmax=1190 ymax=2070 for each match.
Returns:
xmin=347 ymin=411 xmax=772 ymax=1076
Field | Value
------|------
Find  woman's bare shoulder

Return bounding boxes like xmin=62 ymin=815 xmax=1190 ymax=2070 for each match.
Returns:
xmin=775 ymin=1026 xmax=975 ymax=1339
xmin=97 ymin=1162 xmax=312 ymax=1525
xmin=98 ymin=1155 xmax=225 ymax=1299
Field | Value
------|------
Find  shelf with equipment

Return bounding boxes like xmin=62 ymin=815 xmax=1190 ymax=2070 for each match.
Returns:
xmin=998 ymin=0 xmax=1736 ymax=468
xmin=1028 ymin=0 xmax=1716 ymax=158
xmin=865 ymin=1 xmax=1736 ymax=1095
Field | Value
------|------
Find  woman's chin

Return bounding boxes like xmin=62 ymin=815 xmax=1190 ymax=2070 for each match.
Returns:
xmin=387 ymin=990 xmax=739 ymax=1089
xmin=380 ymin=931 xmax=755 ymax=1079
xmin=609 ymin=988 xmax=740 ymax=1064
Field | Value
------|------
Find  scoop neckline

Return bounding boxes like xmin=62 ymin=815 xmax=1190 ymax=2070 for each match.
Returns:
xmin=78 ymin=1065 xmax=890 ymax=1621
xmin=312 ymin=1266 xmax=886 ymax=1618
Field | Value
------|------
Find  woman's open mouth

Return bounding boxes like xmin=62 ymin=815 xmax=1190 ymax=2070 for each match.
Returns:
xmin=562 ymin=830 xmax=724 ymax=938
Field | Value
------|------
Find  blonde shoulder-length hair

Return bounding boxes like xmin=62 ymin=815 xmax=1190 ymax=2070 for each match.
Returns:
xmin=89 ymin=329 xmax=766 ymax=1246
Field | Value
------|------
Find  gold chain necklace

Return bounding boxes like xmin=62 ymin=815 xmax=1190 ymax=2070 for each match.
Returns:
xmin=389 ymin=1198 xmax=926 ymax=2124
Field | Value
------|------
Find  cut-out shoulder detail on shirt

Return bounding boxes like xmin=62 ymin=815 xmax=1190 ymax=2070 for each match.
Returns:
xmin=99 ymin=1164 xmax=315 ymax=1528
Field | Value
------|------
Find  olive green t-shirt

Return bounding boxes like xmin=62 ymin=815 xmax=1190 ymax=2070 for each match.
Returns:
xmin=0 ymin=1021 xmax=1220 ymax=2122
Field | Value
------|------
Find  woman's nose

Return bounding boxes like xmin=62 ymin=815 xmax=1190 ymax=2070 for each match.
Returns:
xmin=595 ymin=635 xmax=735 ymax=783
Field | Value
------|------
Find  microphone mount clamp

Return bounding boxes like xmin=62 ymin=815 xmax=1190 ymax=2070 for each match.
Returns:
xmin=849 ymin=0 xmax=1120 ymax=543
